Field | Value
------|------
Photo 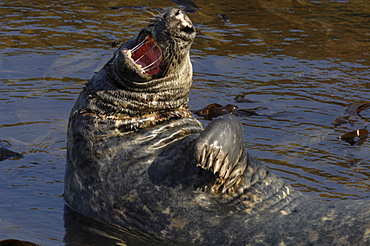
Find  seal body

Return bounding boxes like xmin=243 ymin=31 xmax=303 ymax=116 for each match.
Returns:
xmin=65 ymin=9 xmax=370 ymax=245
xmin=0 ymin=146 xmax=22 ymax=161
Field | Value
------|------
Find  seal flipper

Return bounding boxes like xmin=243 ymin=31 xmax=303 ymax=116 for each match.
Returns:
xmin=195 ymin=114 xmax=246 ymax=195
xmin=0 ymin=146 xmax=23 ymax=161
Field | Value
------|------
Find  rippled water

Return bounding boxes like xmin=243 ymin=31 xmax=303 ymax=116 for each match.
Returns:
xmin=0 ymin=0 xmax=369 ymax=245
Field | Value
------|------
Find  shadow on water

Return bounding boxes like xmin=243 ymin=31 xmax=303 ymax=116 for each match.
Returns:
xmin=0 ymin=0 xmax=369 ymax=245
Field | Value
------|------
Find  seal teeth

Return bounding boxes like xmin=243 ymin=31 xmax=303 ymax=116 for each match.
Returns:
xmin=126 ymin=49 xmax=132 ymax=57
xmin=124 ymin=35 xmax=163 ymax=75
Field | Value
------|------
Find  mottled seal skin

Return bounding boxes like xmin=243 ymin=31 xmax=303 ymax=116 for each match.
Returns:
xmin=65 ymin=9 xmax=370 ymax=246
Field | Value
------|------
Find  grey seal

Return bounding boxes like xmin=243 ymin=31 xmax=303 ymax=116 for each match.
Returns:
xmin=0 ymin=146 xmax=22 ymax=161
xmin=65 ymin=8 xmax=370 ymax=245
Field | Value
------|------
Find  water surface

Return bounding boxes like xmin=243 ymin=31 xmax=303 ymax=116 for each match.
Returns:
xmin=0 ymin=0 xmax=369 ymax=245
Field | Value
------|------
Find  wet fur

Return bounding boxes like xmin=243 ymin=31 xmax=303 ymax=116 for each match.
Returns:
xmin=65 ymin=9 xmax=370 ymax=246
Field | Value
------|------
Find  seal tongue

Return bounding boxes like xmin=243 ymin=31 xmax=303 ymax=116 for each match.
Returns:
xmin=125 ymin=37 xmax=163 ymax=76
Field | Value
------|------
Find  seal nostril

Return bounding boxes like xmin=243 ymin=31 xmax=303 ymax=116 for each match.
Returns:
xmin=181 ymin=26 xmax=194 ymax=34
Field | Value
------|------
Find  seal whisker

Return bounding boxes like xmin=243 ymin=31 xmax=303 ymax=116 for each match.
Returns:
xmin=142 ymin=55 xmax=163 ymax=71
xmin=160 ymin=52 xmax=175 ymax=75
xmin=130 ymin=38 xmax=148 ymax=53
xmin=145 ymin=10 xmax=157 ymax=17
xmin=191 ymin=59 xmax=205 ymax=67
xmin=134 ymin=42 xmax=159 ymax=63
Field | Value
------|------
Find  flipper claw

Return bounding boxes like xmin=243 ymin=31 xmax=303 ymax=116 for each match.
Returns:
xmin=195 ymin=114 xmax=245 ymax=194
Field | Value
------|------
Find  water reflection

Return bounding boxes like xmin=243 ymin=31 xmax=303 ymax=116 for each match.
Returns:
xmin=0 ymin=0 xmax=369 ymax=245
xmin=63 ymin=206 xmax=194 ymax=246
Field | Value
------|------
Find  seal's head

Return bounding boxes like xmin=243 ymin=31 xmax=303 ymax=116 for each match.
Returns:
xmin=112 ymin=9 xmax=196 ymax=87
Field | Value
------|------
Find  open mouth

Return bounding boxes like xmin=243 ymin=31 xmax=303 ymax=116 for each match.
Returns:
xmin=122 ymin=35 xmax=163 ymax=76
